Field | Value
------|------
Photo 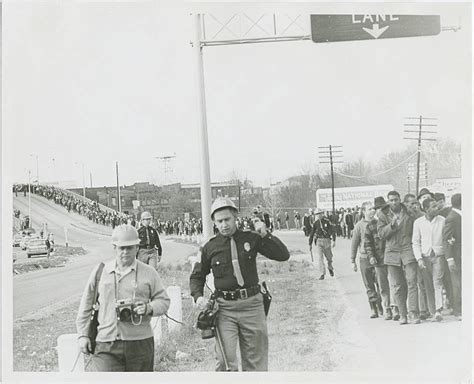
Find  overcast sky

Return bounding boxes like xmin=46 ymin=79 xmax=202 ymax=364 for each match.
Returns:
xmin=4 ymin=2 xmax=471 ymax=189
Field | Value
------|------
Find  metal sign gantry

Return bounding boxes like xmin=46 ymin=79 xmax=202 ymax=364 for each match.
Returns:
xmin=192 ymin=13 xmax=459 ymax=240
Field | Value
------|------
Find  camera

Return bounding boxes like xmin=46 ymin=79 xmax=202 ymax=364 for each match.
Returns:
xmin=115 ymin=298 xmax=138 ymax=323
xmin=196 ymin=297 xmax=218 ymax=339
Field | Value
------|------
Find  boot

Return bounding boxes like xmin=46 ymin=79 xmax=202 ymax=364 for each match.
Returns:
xmin=384 ymin=307 xmax=393 ymax=320
xmin=370 ymin=302 xmax=379 ymax=318
xmin=392 ymin=306 xmax=400 ymax=321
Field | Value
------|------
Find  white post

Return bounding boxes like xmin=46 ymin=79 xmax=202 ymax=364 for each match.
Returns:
xmin=64 ymin=227 xmax=68 ymax=247
xmin=193 ymin=13 xmax=213 ymax=241
xmin=166 ymin=286 xmax=182 ymax=332
xmin=57 ymin=334 xmax=84 ymax=372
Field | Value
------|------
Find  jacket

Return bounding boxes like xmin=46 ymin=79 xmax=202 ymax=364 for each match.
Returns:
xmin=364 ymin=218 xmax=385 ymax=266
xmin=376 ymin=204 xmax=416 ymax=266
xmin=443 ymin=209 xmax=461 ymax=263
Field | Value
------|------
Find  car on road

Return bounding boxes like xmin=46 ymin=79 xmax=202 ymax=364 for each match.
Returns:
xmin=26 ymin=239 xmax=49 ymax=258
xmin=13 ymin=233 xmax=23 ymax=247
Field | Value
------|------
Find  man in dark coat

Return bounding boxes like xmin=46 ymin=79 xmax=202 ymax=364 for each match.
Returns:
xmin=442 ymin=193 xmax=462 ymax=318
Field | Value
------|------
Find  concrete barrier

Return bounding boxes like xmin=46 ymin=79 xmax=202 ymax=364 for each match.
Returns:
xmin=151 ymin=317 xmax=162 ymax=344
xmin=57 ymin=334 xmax=84 ymax=372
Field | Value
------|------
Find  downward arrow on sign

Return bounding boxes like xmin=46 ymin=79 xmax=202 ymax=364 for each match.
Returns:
xmin=362 ymin=23 xmax=389 ymax=39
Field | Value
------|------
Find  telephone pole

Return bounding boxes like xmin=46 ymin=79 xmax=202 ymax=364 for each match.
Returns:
xmin=403 ymin=116 xmax=437 ymax=195
xmin=318 ymin=145 xmax=343 ymax=224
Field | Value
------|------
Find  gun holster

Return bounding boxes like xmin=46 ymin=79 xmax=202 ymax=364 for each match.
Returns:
xmin=260 ymin=281 xmax=272 ymax=317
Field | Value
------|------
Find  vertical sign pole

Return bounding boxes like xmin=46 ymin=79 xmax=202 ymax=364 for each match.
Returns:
xmin=116 ymin=161 xmax=122 ymax=212
xmin=330 ymin=145 xmax=335 ymax=224
xmin=28 ymin=170 xmax=32 ymax=228
xmin=193 ymin=13 xmax=213 ymax=241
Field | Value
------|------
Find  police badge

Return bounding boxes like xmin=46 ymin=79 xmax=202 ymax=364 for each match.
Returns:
xmin=244 ymin=242 xmax=251 ymax=252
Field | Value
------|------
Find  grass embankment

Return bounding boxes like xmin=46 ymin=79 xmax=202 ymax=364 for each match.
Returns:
xmin=14 ymin=258 xmax=348 ymax=372
xmin=12 ymin=246 xmax=87 ymax=275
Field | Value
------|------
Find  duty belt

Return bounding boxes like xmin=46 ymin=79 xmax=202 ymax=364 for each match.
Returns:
xmin=216 ymin=285 xmax=260 ymax=300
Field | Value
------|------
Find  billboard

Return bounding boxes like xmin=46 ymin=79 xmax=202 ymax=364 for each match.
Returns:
xmin=316 ymin=184 xmax=394 ymax=210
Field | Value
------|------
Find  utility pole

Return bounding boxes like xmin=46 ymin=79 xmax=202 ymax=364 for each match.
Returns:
xmin=116 ymin=161 xmax=122 ymax=212
xmin=90 ymin=172 xmax=93 ymax=188
xmin=403 ymin=116 xmax=437 ymax=196
xmin=318 ymin=145 xmax=343 ymax=224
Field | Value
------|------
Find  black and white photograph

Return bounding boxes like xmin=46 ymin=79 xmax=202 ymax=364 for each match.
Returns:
xmin=1 ymin=1 xmax=472 ymax=383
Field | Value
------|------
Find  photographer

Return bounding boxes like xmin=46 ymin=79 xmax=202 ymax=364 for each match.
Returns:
xmin=76 ymin=225 xmax=170 ymax=371
xmin=190 ymin=198 xmax=290 ymax=371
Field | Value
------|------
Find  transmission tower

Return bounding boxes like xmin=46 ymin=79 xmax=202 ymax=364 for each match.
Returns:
xmin=155 ymin=154 xmax=176 ymax=186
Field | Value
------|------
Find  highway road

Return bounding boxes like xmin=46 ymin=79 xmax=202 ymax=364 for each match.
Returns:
xmin=274 ymin=229 xmax=468 ymax=381
xmin=12 ymin=194 xmax=197 ymax=319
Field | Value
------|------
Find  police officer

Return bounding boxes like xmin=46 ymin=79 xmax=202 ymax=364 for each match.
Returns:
xmin=137 ymin=211 xmax=162 ymax=270
xmin=189 ymin=197 xmax=290 ymax=371
xmin=309 ymin=208 xmax=336 ymax=280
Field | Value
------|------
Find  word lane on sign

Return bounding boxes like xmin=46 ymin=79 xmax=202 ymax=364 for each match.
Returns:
xmin=311 ymin=14 xmax=441 ymax=43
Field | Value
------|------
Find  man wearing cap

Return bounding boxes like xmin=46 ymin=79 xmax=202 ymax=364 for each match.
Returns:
xmin=364 ymin=196 xmax=397 ymax=321
xmin=377 ymin=191 xmax=420 ymax=325
xmin=189 ymin=197 xmax=290 ymax=371
xmin=137 ymin=211 xmax=162 ymax=270
xmin=417 ymin=188 xmax=434 ymax=208
xmin=309 ymin=208 xmax=336 ymax=280
xmin=76 ymin=225 xmax=170 ymax=371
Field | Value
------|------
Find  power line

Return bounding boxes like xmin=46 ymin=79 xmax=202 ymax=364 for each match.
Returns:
xmin=334 ymin=151 xmax=418 ymax=179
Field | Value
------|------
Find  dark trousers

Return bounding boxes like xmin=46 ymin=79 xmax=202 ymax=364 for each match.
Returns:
xmin=93 ymin=338 xmax=155 ymax=371
xmin=388 ymin=263 xmax=419 ymax=317
xmin=450 ymin=259 xmax=462 ymax=315
xmin=359 ymin=258 xmax=378 ymax=304
xmin=374 ymin=265 xmax=392 ymax=310
xmin=441 ymin=257 xmax=454 ymax=308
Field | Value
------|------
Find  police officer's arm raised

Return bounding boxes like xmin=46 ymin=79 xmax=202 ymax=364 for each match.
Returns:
xmin=254 ymin=220 xmax=290 ymax=261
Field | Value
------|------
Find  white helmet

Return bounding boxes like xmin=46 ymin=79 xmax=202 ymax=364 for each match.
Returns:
xmin=111 ymin=225 xmax=140 ymax=247
xmin=210 ymin=197 xmax=237 ymax=219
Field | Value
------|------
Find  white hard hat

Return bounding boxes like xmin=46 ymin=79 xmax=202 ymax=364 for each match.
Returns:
xmin=141 ymin=211 xmax=152 ymax=220
xmin=111 ymin=225 xmax=140 ymax=247
xmin=210 ymin=197 xmax=237 ymax=219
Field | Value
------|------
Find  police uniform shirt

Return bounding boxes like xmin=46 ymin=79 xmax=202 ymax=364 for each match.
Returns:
xmin=308 ymin=217 xmax=336 ymax=245
xmin=190 ymin=229 xmax=290 ymax=301
xmin=138 ymin=225 xmax=162 ymax=256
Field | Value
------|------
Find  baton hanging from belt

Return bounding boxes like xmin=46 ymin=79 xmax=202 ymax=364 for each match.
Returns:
xmin=310 ymin=246 xmax=314 ymax=262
